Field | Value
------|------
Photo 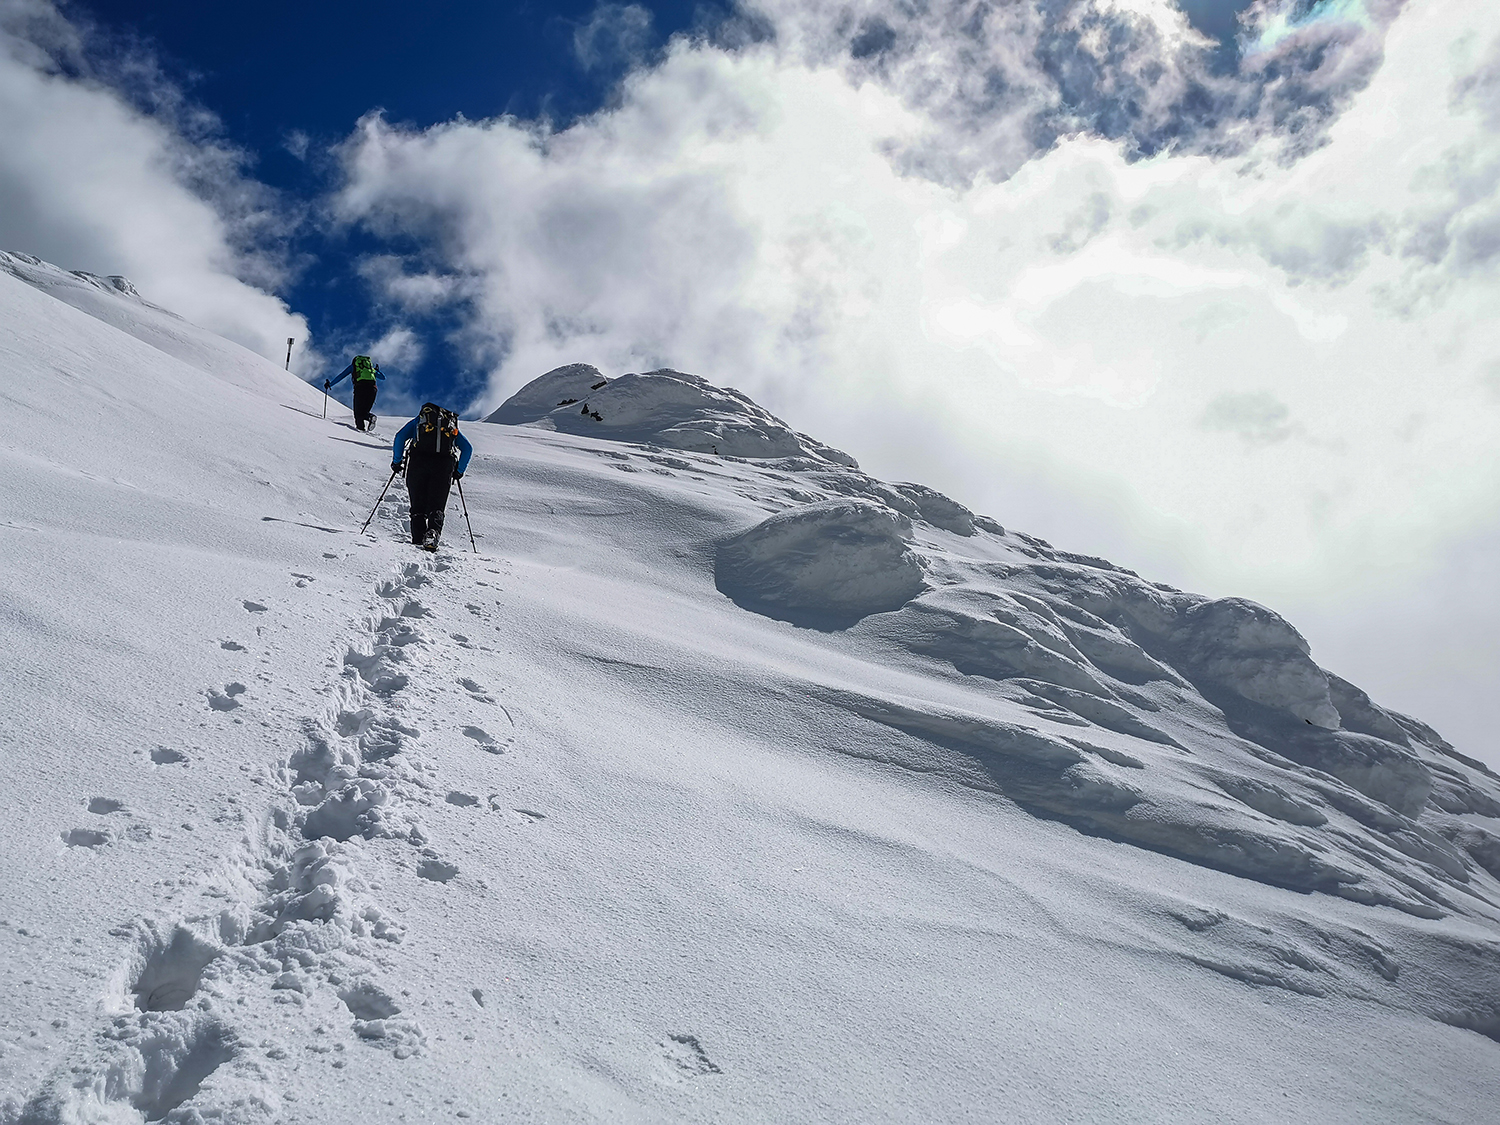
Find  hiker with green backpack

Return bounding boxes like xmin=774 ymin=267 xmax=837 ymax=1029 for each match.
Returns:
xmin=326 ymin=355 xmax=386 ymax=432
xmin=392 ymin=403 xmax=473 ymax=550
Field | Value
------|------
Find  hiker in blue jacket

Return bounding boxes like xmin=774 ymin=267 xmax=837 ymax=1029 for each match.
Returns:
xmin=326 ymin=355 xmax=385 ymax=431
xmin=392 ymin=404 xmax=474 ymax=550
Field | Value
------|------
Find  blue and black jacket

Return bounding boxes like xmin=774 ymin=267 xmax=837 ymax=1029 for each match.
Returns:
xmin=393 ymin=417 xmax=473 ymax=475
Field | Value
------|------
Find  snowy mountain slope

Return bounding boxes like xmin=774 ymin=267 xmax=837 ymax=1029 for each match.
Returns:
xmin=0 ymin=252 xmax=294 ymax=393
xmin=2 ymin=264 xmax=1499 ymax=1124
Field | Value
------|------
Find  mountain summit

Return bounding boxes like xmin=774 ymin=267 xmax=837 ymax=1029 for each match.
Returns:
xmin=3 ymin=258 xmax=1498 ymax=1124
xmin=487 ymin=363 xmax=859 ymax=465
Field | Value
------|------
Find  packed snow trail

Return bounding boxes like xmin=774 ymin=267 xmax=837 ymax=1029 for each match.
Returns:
xmin=2 ymin=256 xmax=1499 ymax=1123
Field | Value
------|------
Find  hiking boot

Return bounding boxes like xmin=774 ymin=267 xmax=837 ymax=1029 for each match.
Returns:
xmin=423 ymin=526 xmax=440 ymax=552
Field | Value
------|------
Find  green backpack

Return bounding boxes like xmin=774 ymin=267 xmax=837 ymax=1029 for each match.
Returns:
xmin=352 ymin=355 xmax=378 ymax=382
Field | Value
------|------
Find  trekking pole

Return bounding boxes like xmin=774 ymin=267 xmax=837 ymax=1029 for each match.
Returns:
xmin=456 ymin=478 xmax=478 ymax=553
xmin=321 ymin=379 xmax=330 ymax=419
xmin=359 ymin=467 xmax=400 ymax=535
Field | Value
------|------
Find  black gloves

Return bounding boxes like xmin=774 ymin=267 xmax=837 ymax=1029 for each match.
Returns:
xmin=392 ymin=461 xmax=403 ymax=473
xmin=453 ymin=471 xmax=464 ymax=481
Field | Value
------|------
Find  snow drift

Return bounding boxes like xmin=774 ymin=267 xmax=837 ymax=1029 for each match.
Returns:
xmin=715 ymin=498 xmax=927 ymax=626
xmin=4 ymin=256 xmax=1500 ymax=1124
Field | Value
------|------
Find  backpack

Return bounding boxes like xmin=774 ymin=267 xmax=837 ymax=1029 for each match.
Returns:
xmin=352 ymin=355 xmax=378 ymax=382
xmin=412 ymin=402 xmax=460 ymax=457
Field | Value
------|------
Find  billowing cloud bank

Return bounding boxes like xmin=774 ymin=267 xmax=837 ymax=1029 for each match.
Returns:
xmin=0 ymin=0 xmax=306 ymax=362
xmin=329 ymin=0 xmax=1500 ymax=755
xmin=330 ymin=0 xmax=1494 ymax=562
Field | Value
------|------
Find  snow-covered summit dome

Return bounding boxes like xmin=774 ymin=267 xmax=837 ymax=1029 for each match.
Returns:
xmin=485 ymin=364 xmax=859 ymax=467
xmin=1 ymin=251 xmax=148 ymax=304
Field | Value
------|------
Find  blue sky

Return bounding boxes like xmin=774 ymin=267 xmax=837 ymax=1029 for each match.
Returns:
xmin=76 ymin=0 xmax=715 ymax=410
xmin=80 ymin=0 xmax=708 ymax=161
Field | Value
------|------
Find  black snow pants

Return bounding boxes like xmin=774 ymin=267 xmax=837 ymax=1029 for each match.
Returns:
xmin=353 ymin=379 xmax=378 ymax=431
xmin=405 ymin=453 xmax=454 ymax=544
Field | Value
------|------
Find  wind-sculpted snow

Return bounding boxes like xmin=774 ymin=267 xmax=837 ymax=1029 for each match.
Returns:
xmin=487 ymin=364 xmax=859 ymax=466
xmin=715 ymin=498 xmax=927 ymax=626
xmin=5 ymin=270 xmax=1500 ymax=1123
xmin=697 ymin=467 xmax=1495 ymax=919
xmin=487 ymin=354 xmax=1500 ymax=941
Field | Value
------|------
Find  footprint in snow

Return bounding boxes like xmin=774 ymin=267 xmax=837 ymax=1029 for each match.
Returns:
xmin=87 ymin=797 xmax=124 ymax=814
xmin=460 ymin=677 xmax=496 ymax=702
xmin=206 ymin=683 xmax=247 ymax=711
xmin=662 ymin=1034 xmax=721 ymax=1079
xmin=61 ymin=827 xmax=109 ymax=848
xmin=514 ymin=809 xmax=547 ymax=823
xmin=242 ymin=600 xmax=268 ymax=613
xmin=445 ymin=792 xmax=480 ymax=807
xmin=463 ymin=726 xmax=503 ymax=753
xmin=151 ymin=747 xmax=188 ymax=765
xmin=340 ymin=981 xmax=400 ymax=1021
xmin=337 ymin=708 xmax=372 ymax=738
xmin=220 ymin=640 xmax=246 ymax=651
xmin=132 ymin=924 xmax=221 ymax=1011
xmin=416 ymin=858 xmax=459 ymax=883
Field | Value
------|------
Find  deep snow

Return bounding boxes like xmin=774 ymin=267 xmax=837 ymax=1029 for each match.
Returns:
xmin=2 ymin=252 xmax=1499 ymax=1123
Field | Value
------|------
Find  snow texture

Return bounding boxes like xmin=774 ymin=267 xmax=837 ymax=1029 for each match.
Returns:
xmin=486 ymin=363 xmax=859 ymax=465
xmin=715 ymin=498 xmax=927 ymax=626
xmin=2 ymin=254 xmax=1499 ymax=1123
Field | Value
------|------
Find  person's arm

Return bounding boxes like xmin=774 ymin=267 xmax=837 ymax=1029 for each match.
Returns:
xmin=391 ymin=418 xmax=417 ymax=469
xmin=453 ymin=432 xmax=474 ymax=477
xmin=325 ymin=362 xmax=354 ymax=388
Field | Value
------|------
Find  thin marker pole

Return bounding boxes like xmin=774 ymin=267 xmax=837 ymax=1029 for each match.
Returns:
xmin=456 ymin=478 xmax=478 ymax=553
xmin=360 ymin=468 xmax=400 ymax=535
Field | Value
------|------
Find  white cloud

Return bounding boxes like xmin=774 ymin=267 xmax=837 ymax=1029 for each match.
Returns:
xmin=573 ymin=3 xmax=655 ymax=73
xmin=368 ymin=324 xmax=425 ymax=370
xmin=0 ymin=0 xmax=307 ymax=363
xmin=283 ymin=129 xmax=311 ymax=161
xmin=356 ymin=254 xmax=468 ymax=314
xmin=326 ymin=0 xmax=1500 ymax=757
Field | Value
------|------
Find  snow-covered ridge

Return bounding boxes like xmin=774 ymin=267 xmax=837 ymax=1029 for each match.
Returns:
xmin=5 ymin=265 xmax=1500 ymax=1123
xmin=489 ymin=360 xmax=1500 ymax=926
xmin=487 ymin=363 xmax=859 ymax=466
xmin=1 ymin=250 xmax=155 ymax=307
xmin=0 ymin=251 xmax=293 ymax=395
